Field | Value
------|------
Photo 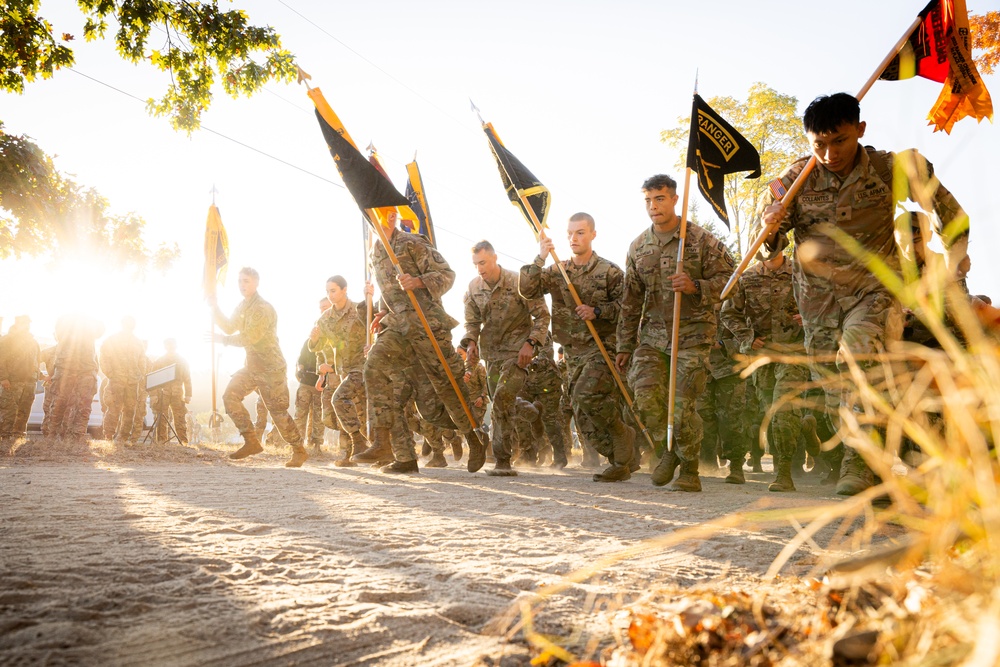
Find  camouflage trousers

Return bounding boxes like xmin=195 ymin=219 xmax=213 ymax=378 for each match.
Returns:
xmin=752 ymin=362 xmax=810 ymax=463
xmin=521 ymin=356 xmax=568 ymax=464
xmin=697 ymin=373 xmax=750 ymax=464
xmin=332 ymin=371 xmax=366 ymax=436
xmin=44 ymin=371 xmax=97 ymax=439
xmin=405 ymin=402 xmax=447 ymax=454
xmin=133 ymin=386 xmax=147 ymax=438
xmin=366 ymin=328 xmax=476 ymax=462
xmin=103 ymin=379 xmax=141 ymax=441
xmin=565 ymin=347 xmax=625 ymax=461
xmin=150 ymin=386 xmax=188 ymax=443
xmin=223 ymin=368 xmax=302 ymax=446
xmin=486 ymin=357 xmax=528 ymax=464
xmin=293 ymin=383 xmax=325 ymax=447
xmin=0 ymin=380 xmax=35 ymax=438
xmin=629 ymin=344 xmax=710 ymax=463
xmin=805 ymin=290 xmax=903 ymax=414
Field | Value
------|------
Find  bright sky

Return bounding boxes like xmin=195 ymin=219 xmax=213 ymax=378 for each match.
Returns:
xmin=1 ymin=0 xmax=997 ymax=408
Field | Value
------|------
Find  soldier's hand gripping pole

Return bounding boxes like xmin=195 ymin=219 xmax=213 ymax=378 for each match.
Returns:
xmin=366 ymin=215 xmax=480 ymax=431
xmin=719 ymin=12 xmax=923 ymax=301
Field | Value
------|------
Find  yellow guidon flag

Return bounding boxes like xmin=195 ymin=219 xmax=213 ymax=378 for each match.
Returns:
xmin=202 ymin=204 xmax=229 ymax=300
xmin=403 ymin=160 xmax=436 ymax=247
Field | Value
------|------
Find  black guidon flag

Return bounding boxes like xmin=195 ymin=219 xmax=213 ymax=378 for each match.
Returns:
xmin=483 ymin=123 xmax=550 ymax=235
xmin=314 ymin=109 xmax=410 ymax=211
xmin=685 ymin=94 xmax=761 ymax=227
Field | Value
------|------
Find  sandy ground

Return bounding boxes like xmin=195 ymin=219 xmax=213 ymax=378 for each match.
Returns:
xmin=0 ymin=440 xmax=875 ymax=666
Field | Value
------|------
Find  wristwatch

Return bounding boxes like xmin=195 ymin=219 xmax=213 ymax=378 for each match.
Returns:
xmin=593 ymin=306 xmax=602 ymax=318
xmin=692 ymin=281 xmax=702 ymax=298
xmin=526 ymin=338 xmax=540 ymax=349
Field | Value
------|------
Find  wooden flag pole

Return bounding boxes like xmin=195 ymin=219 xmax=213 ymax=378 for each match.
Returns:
xmin=210 ymin=312 xmax=218 ymax=423
xmin=664 ymin=168 xmax=695 ymax=454
xmin=362 ymin=215 xmax=373 ymax=347
xmin=719 ymin=13 xmax=926 ymax=301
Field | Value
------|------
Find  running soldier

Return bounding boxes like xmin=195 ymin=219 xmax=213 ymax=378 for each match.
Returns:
xmin=463 ymin=240 xmax=550 ymax=476
xmin=616 ymin=175 xmax=735 ymax=492
xmin=210 ymin=267 xmax=306 ymax=466
xmin=149 ymin=338 xmax=192 ymax=444
xmin=100 ymin=316 xmax=146 ymax=442
xmin=520 ymin=212 xmax=632 ymax=480
xmin=756 ymin=93 xmax=968 ymax=495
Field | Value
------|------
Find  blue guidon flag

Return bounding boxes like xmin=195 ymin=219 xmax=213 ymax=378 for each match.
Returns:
xmin=685 ymin=94 xmax=761 ymax=227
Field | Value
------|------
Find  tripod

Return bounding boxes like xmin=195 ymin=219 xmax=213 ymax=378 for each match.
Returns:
xmin=143 ymin=387 xmax=181 ymax=445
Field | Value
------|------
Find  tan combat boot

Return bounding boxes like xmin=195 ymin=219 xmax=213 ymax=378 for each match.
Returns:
xmin=466 ymin=430 xmax=487 ymax=473
xmin=651 ymin=449 xmax=680 ymax=487
xmin=725 ymin=457 xmax=746 ymax=484
xmin=768 ymin=456 xmax=796 ymax=492
xmin=593 ymin=423 xmax=634 ymax=482
xmin=230 ymin=431 xmax=264 ymax=460
xmin=667 ymin=458 xmax=701 ymax=492
xmin=353 ymin=427 xmax=392 ymax=464
xmin=334 ymin=431 xmax=366 ymax=467
xmin=285 ymin=444 xmax=309 ymax=468
xmin=381 ymin=459 xmax=419 ymax=474
xmin=425 ymin=449 xmax=448 ymax=468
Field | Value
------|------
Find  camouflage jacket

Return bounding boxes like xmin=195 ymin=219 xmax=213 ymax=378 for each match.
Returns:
xmin=151 ymin=352 xmax=192 ymax=398
xmin=617 ymin=223 xmax=735 ymax=355
xmin=519 ymin=252 xmax=623 ymax=353
xmin=372 ymin=228 xmax=458 ymax=337
xmin=53 ymin=316 xmax=104 ymax=374
xmin=721 ymin=258 xmax=804 ymax=355
xmin=0 ymin=327 xmax=40 ymax=383
xmin=463 ymin=266 xmax=549 ymax=363
xmin=465 ymin=361 xmax=488 ymax=405
xmin=99 ymin=330 xmax=147 ymax=384
xmin=310 ymin=298 xmax=366 ymax=375
xmin=214 ymin=291 xmax=287 ymax=373
xmin=760 ymin=147 xmax=967 ymax=330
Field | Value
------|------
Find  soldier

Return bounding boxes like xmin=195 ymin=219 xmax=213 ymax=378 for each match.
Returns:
xmin=149 ymin=338 xmax=192 ymax=444
xmin=209 ymin=266 xmax=306 ymax=466
xmin=293 ymin=298 xmax=328 ymax=457
xmin=457 ymin=344 xmax=490 ymax=454
xmin=463 ymin=239 xmax=550 ymax=477
xmin=520 ymin=213 xmax=632 ymax=480
xmin=45 ymin=314 xmax=105 ymax=439
xmin=519 ymin=341 xmax=569 ymax=468
xmin=362 ymin=218 xmax=487 ymax=473
xmin=131 ymin=342 xmax=153 ymax=442
xmin=0 ymin=315 xmax=40 ymax=442
xmin=698 ymin=305 xmax=750 ymax=482
xmin=721 ymin=253 xmax=810 ymax=491
xmin=310 ymin=276 xmax=369 ymax=466
xmin=757 ymin=93 xmax=968 ymax=496
xmin=616 ymin=175 xmax=735 ymax=492
xmin=100 ymin=316 xmax=146 ymax=442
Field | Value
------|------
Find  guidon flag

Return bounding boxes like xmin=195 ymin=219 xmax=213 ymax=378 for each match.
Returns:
xmin=685 ymin=94 xmax=761 ymax=227
xmin=481 ymin=122 xmax=550 ymax=235
xmin=202 ymin=204 xmax=229 ymax=299
xmin=878 ymin=0 xmax=993 ymax=133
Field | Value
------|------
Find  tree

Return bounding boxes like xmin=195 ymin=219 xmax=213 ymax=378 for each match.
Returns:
xmin=661 ymin=83 xmax=809 ymax=257
xmin=0 ymin=0 xmax=296 ymax=132
xmin=0 ymin=122 xmax=179 ymax=270
xmin=970 ymin=11 xmax=1000 ymax=75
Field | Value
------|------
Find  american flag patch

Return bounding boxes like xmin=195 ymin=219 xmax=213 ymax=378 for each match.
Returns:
xmin=769 ymin=179 xmax=786 ymax=200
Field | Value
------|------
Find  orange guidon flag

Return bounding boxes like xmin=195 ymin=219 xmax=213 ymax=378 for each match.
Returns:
xmin=881 ymin=0 xmax=993 ymax=133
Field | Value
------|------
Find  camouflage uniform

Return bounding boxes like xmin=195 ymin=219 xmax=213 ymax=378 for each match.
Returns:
xmin=520 ymin=252 xmax=625 ymax=467
xmin=45 ymin=316 xmax=105 ymax=439
xmin=292 ymin=339 xmax=325 ymax=448
xmin=721 ymin=259 xmax=809 ymax=474
xmin=366 ymin=229 xmax=477 ymax=463
xmin=760 ymin=148 xmax=966 ymax=412
xmin=519 ymin=347 xmax=568 ymax=466
xmin=310 ymin=299 xmax=367 ymax=440
xmin=0 ymin=322 xmax=40 ymax=439
xmin=100 ymin=330 xmax=146 ymax=441
xmin=39 ymin=345 xmax=57 ymax=427
xmin=697 ymin=308 xmax=749 ymax=467
xmin=760 ymin=148 xmax=966 ymax=490
xmin=213 ymin=292 xmax=302 ymax=447
xmin=617 ymin=223 xmax=735 ymax=464
xmin=131 ymin=353 xmax=153 ymax=441
xmin=149 ymin=350 xmax=192 ymax=444
xmin=463 ymin=266 xmax=550 ymax=466
xmin=464 ymin=360 xmax=489 ymax=426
